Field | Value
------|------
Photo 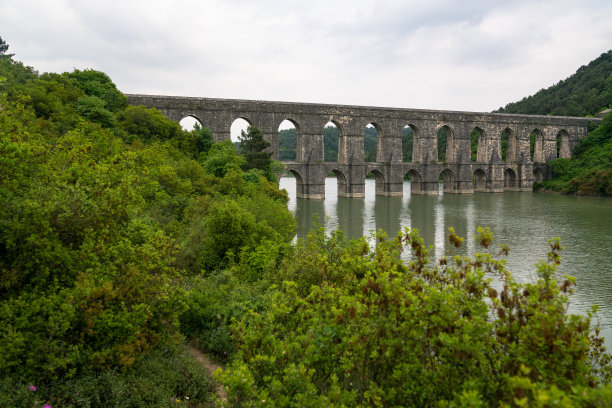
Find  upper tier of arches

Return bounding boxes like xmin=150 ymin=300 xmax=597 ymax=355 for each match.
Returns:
xmin=130 ymin=94 xmax=594 ymax=167
xmin=179 ymin=113 xmax=582 ymax=165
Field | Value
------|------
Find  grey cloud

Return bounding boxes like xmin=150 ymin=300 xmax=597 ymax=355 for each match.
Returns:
xmin=1 ymin=0 xmax=611 ymax=111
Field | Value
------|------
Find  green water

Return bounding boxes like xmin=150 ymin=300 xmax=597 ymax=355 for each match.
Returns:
xmin=280 ymin=177 xmax=612 ymax=348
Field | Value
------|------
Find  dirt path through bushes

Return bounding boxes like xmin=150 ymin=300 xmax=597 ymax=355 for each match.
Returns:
xmin=187 ymin=344 xmax=227 ymax=403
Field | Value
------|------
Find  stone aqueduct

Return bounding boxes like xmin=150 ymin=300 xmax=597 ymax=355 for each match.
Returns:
xmin=127 ymin=94 xmax=598 ymax=199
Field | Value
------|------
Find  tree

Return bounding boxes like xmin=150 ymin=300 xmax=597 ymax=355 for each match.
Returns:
xmin=201 ymin=140 xmax=245 ymax=178
xmin=193 ymin=122 xmax=214 ymax=154
xmin=117 ymin=105 xmax=183 ymax=143
xmin=0 ymin=36 xmax=13 ymax=58
xmin=65 ymin=69 xmax=127 ymax=112
xmin=239 ymin=126 xmax=272 ymax=172
xmin=73 ymin=95 xmax=116 ymax=127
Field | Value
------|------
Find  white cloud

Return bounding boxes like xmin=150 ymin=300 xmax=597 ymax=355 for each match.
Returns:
xmin=1 ymin=0 xmax=610 ymax=112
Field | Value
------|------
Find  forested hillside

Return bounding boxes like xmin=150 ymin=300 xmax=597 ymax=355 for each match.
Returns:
xmin=496 ymin=50 xmax=612 ymax=117
xmin=542 ymin=111 xmax=612 ymax=195
xmin=2 ymin=37 xmax=612 ymax=407
xmin=494 ymin=50 xmax=612 ymax=196
xmin=0 ymin=39 xmax=294 ymax=407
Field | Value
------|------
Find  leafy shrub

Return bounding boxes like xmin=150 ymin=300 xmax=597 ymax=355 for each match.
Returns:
xmin=217 ymin=228 xmax=612 ymax=407
xmin=549 ymin=157 xmax=572 ymax=177
xmin=73 ymin=95 xmax=116 ymax=127
xmin=65 ymin=68 xmax=127 ymax=113
xmin=1 ymin=48 xmax=297 ymax=407
xmin=117 ymin=105 xmax=184 ymax=143
xmin=0 ymin=345 xmax=215 ymax=408
xmin=199 ymin=140 xmax=245 ymax=178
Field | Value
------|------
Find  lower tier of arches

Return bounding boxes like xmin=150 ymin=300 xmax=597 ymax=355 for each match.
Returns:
xmin=284 ymin=162 xmax=548 ymax=199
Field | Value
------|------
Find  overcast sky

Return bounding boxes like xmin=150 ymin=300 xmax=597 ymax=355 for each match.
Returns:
xmin=1 ymin=0 xmax=611 ymax=113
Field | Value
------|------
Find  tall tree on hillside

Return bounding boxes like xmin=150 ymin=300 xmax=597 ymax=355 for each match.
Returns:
xmin=0 ymin=36 xmax=8 ymax=54
xmin=239 ymin=126 xmax=272 ymax=172
xmin=0 ymin=36 xmax=13 ymax=58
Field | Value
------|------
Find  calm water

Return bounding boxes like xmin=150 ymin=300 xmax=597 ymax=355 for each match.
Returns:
xmin=280 ymin=177 xmax=612 ymax=348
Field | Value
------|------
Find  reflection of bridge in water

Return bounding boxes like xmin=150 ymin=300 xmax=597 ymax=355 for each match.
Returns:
xmin=128 ymin=94 xmax=599 ymax=199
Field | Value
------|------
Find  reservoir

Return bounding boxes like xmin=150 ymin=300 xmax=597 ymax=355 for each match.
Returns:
xmin=280 ymin=177 xmax=612 ymax=349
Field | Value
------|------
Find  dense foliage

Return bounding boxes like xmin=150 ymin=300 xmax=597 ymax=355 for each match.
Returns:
xmin=0 ymin=36 xmax=11 ymax=57
xmin=2 ymin=37 xmax=611 ymax=407
xmin=539 ymin=111 xmax=612 ymax=195
xmin=217 ymin=228 xmax=612 ymax=407
xmin=278 ymin=128 xmax=297 ymax=161
xmin=496 ymin=50 xmax=612 ymax=117
xmin=0 ymin=45 xmax=294 ymax=407
xmin=239 ymin=126 xmax=274 ymax=179
xmin=493 ymin=49 xmax=612 ymax=195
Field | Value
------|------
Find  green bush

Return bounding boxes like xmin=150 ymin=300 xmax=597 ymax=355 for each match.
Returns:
xmin=1 ymin=48 xmax=298 ymax=407
xmin=73 ymin=95 xmax=116 ymax=127
xmin=199 ymin=140 xmax=245 ymax=178
xmin=549 ymin=157 xmax=572 ymax=177
xmin=65 ymin=68 xmax=127 ymax=113
xmin=0 ymin=345 xmax=215 ymax=408
xmin=217 ymin=228 xmax=612 ymax=407
xmin=117 ymin=105 xmax=184 ymax=143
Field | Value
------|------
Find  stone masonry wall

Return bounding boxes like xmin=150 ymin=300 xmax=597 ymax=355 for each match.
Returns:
xmin=127 ymin=94 xmax=600 ymax=198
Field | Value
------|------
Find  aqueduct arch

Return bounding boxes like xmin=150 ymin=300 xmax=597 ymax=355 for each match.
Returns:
xmin=128 ymin=94 xmax=597 ymax=199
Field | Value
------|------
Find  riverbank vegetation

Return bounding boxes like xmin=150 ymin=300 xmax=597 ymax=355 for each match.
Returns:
xmin=540 ymin=111 xmax=612 ymax=195
xmin=2 ymin=38 xmax=612 ymax=406
xmin=497 ymin=50 xmax=612 ymax=196
xmin=217 ymin=228 xmax=612 ymax=406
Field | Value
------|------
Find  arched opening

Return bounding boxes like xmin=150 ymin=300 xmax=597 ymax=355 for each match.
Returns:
xmin=324 ymin=121 xmax=339 ymax=162
xmin=179 ymin=115 xmax=214 ymax=155
xmin=287 ymin=169 xmax=305 ymax=198
xmin=179 ymin=115 xmax=203 ymax=131
xmin=406 ymin=169 xmax=422 ymax=194
xmin=437 ymin=125 xmax=453 ymax=162
xmin=501 ymin=128 xmax=515 ymax=163
xmin=402 ymin=125 xmax=416 ymax=162
xmin=530 ymin=129 xmax=544 ymax=163
xmin=364 ymin=123 xmax=381 ymax=162
xmin=504 ymin=168 xmax=517 ymax=189
xmin=330 ymin=168 xmax=348 ymax=197
xmin=557 ymin=130 xmax=570 ymax=158
xmin=366 ymin=169 xmax=385 ymax=195
xmin=278 ymin=119 xmax=298 ymax=162
xmin=533 ymin=167 xmax=545 ymax=184
xmin=437 ymin=126 xmax=447 ymax=162
xmin=473 ymin=169 xmax=487 ymax=192
xmin=439 ymin=169 xmax=455 ymax=193
xmin=230 ymin=117 xmax=252 ymax=151
xmin=470 ymin=127 xmax=484 ymax=162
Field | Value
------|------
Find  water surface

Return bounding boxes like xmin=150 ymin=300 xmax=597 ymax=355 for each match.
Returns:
xmin=280 ymin=177 xmax=612 ymax=348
